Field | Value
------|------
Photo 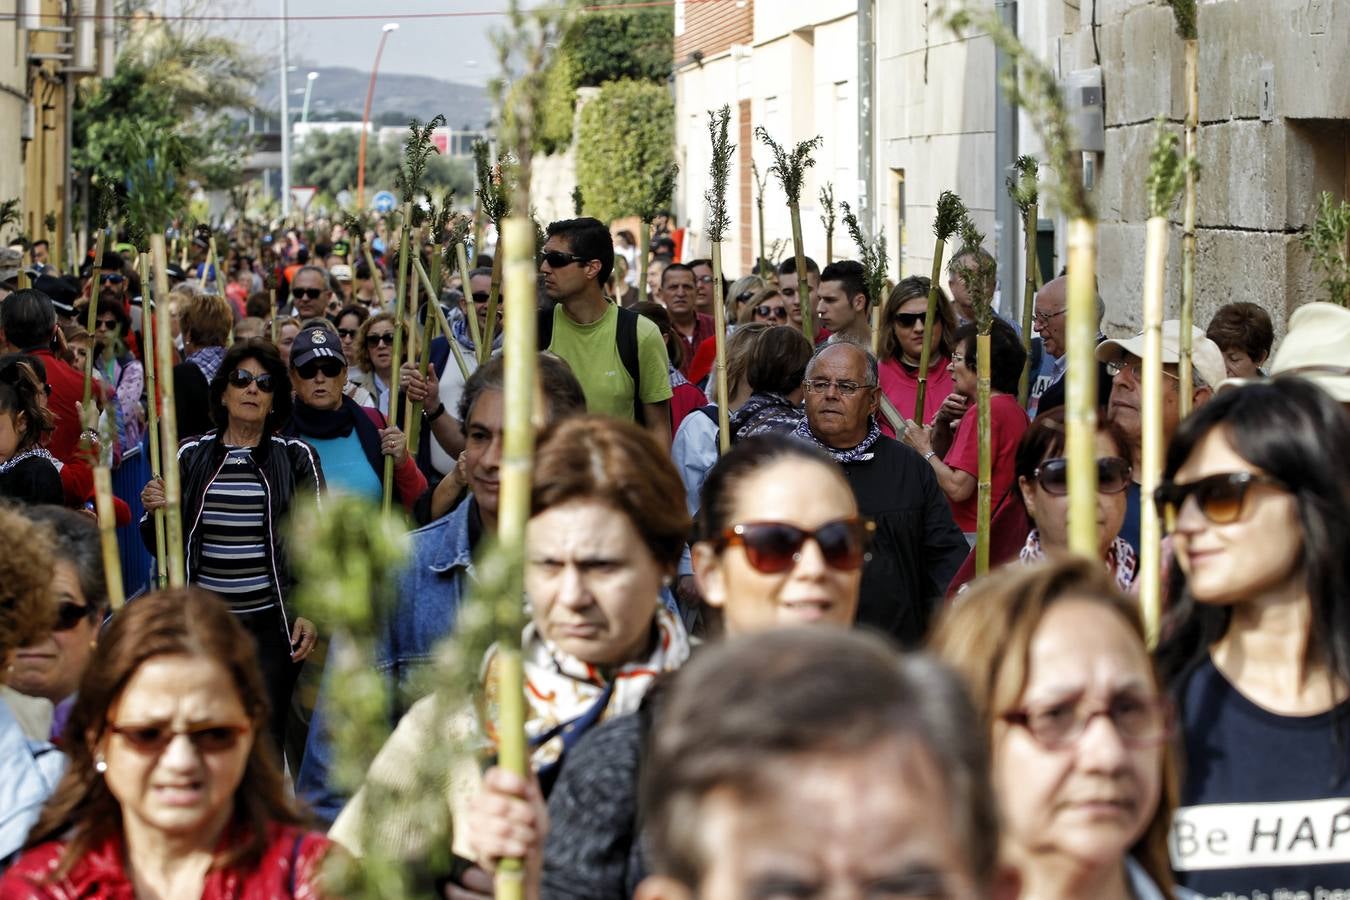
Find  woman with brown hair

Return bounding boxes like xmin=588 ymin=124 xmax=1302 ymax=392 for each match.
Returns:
xmin=351 ymin=312 xmax=399 ymax=419
xmin=0 ymin=589 xmax=332 ymax=898
xmin=930 ymin=558 xmax=1182 ymax=900
xmin=173 ymin=293 xmax=235 ymax=440
xmin=327 ymin=416 xmax=692 ymax=883
xmin=877 ymin=275 xmax=960 ymax=430
xmin=0 ymin=355 xmax=61 ymax=506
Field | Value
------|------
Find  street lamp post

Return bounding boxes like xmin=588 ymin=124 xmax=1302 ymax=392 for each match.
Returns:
xmin=301 ymin=71 xmax=319 ymax=125
xmin=356 ymin=23 xmax=399 ymax=211
xmin=279 ymin=0 xmax=291 ymax=218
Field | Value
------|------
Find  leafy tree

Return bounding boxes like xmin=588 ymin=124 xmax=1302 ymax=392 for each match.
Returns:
xmin=293 ymin=130 xmax=473 ymax=203
xmin=574 ymin=79 xmax=674 ymax=223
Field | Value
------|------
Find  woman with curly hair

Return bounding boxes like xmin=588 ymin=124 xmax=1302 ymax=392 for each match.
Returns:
xmin=0 ymin=354 xmax=62 ymax=506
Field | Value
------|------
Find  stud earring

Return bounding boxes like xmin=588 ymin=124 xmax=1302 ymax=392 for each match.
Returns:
xmin=94 ymin=756 xmax=107 ymax=774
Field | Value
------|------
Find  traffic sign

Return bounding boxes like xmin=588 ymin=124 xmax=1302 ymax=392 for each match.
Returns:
xmin=372 ymin=190 xmax=398 ymax=213
xmin=290 ymin=186 xmax=318 ymax=211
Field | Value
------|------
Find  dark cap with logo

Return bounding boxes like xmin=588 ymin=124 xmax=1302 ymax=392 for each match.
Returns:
xmin=289 ymin=325 xmax=345 ymax=369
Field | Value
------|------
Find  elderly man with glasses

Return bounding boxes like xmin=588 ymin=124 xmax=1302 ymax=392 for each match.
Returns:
xmin=795 ymin=340 xmax=966 ymax=646
xmin=1025 ymin=275 xmax=1114 ymax=417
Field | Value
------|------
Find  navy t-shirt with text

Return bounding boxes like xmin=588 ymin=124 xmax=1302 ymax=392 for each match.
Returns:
xmin=1171 ymin=655 xmax=1350 ymax=899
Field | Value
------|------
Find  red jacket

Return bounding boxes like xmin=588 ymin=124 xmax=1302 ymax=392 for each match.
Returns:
xmin=0 ymin=823 xmax=332 ymax=899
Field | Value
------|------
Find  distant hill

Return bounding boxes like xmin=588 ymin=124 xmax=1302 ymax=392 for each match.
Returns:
xmin=255 ymin=66 xmax=492 ymax=131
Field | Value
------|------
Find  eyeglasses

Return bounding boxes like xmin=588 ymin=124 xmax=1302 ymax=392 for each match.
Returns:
xmin=950 ymin=353 xmax=966 ymax=366
xmin=755 ymin=305 xmax=788 ymax=321
xmin=696 ymin=274 xmax=714 ymax=284
xmin=1153 ymin=471 xmax=1288 ymax=526
xmin=892 ymin=311 xmax=926 ymax=328
xmin=226 ymin=369 xmax=277 ymax=393
xmin=803 ymin=379 xmax=872 ymax=397
xmin=295 ymin=359 xmax=345 ymax=380
xmin=336 ymin=327 xmax=358 ymax=339
xmin=291 ymin=287 xmax=325 ymax=300
xmin=1105 ymin=359 xmax=1180 ymax=381
xmin=99 ymin=273 xmax=124 ymax=284
xmin=1001 ymin=693 xmax=1173 ymax=750
xmin=1033 ymin=456 xmax=1133 ymax=496
xmin=53 ymin=601 xmax=95 ymax=632
xmin=108 ymin=721 xmax=252 ymax=755
xmin=470 ymin=291 xmax=491 ymax=304
xmin=1031 ymin=308 xmax=1066 ymax=325
xmin=365 ymin=332 xmax=396 ymax=347
xmin=718 ymin=518 xmax=874 ymax=574
xmin=540 ymin=250 xmax=589 ymax=269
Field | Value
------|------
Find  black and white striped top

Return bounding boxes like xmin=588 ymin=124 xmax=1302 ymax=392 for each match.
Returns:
xmin=195 ymin=447 xmax=275 ymax=613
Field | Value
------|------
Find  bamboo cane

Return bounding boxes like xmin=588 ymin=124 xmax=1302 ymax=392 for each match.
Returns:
xmin=455 ymin=242 xmax=488 ymax=364
xmin=482 ymin=227 xmax=504 ymax=354
xmin=915 ymin=192 xmax=964 ymax=422
xmin=1178 ymin=37 xmax=1199 ymax=416
xmin=753 ymin=162 xmax=769 ymax=278
xmin=82 ymin=229 xmax=107 ymax=408
xmin=403 ymin=271 xmax=429 ymax=457
xmin=94 ymin=466 xmax=125 ymax=609
xmin=382 ymin=203 xmax=413 ymax=512
xmin=637 ymin=223 xmax=651 ymax=305
xmin=1139 ymin=216 xmax=1168 ymax=647
xmin=425 ymin=282 xmax=470 ymax=381
xmin=975 ymin=332 xmax=992 ymax=575
xmin=1064 ymin=219 xmax=1099 ymax=558
xmin=819 ymin=183 xmax=836 ymax=266
xmin=1008 ymin=156 xmax=1041 ymax=406
xmin=362 ymin=245 xmax=386 ymax=311
xmin=152 ymin=233 xmax=186 ymax=587
xmin=493 ymin=216 xmax=537 ymax=900
xmin=199 ymin=237 xmax=215 ymax=291
xmin=788 ymin=205 xmax=814 ymax=341
xmin=711 ymin=242 xmax=731 ymax=453
xmin=269 ymin=289 xmax=278 ymax=342
xmin=139 ymin=252 xmax=168 ymax=588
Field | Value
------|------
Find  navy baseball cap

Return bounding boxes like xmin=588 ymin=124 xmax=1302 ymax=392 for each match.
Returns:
xmin=289 ymin=325 xmax=345 ymax=369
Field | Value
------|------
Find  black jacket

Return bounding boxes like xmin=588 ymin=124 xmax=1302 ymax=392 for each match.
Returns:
xmin=838 ymin=436 xmax=968 ymax=646
xmin=140 ymin=430 xmax=325 ymax=631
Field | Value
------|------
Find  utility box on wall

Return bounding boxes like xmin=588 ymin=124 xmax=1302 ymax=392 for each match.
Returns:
xmin=1064 ymin=67 xmax=1105 ymax=154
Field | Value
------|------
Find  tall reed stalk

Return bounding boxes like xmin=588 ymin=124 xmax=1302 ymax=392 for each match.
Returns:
xmin=1140 ymin=124 xmax=1188 ymax=647
xmin=955 ymin=214 xmax=997 ymax=574
xmin=950 ymin=4 xmax=1100 ymax=557
xmin=1167 ymin=0 xmax=1199 ymax=414
xmin=152 ymin=234 xmax=185 ymax=586
xmin=705 ymin=105 xmax=734 ymax=454
xmin=819 ymin=183 xmax=837 ymax=265
xmin=1008 ymin=156 xmax=1041 ymax=405
xmin=756 ymin=127 xmax=823 ymax=340
xmin=915 ymin=191 xmax=965 ymax=422
xmin=636 ymin=163 xmax=678 ymax=305
xmin=81 ymin=227 xmax=107 ymax=409
xmin=139 ymin=251 xmax=167 ymax=588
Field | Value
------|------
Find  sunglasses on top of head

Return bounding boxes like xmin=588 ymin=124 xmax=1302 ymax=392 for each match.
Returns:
xmin=295 ymin=359 xmax=345 ymax=380
xmin=1153 ymin=471 xmax=1288 ymax=526
xmin=717 ymin=518 xmax=874 ymax=574
xmin=226 ymin=369 xmax=277 ymax=393
xmin=1032 ymin=457 xmax=1133 ymax=495
xmin=541 ymin=250 xmax=590 ymax=269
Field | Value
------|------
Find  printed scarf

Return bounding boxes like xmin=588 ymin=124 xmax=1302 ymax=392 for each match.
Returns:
xmin=185 ymin=345 xmax=226 ymax=385
xmin=731 ymin=392 xmax=804 ymax=442
xmin=793 ymin=415 xmax=883 ymax=464
xmin=1019 ymin=528 xmax=1138 ymax=592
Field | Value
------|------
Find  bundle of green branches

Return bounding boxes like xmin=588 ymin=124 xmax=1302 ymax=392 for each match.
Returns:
xmin=755 ymin=126 xmax=823 ymax=339
xmin=840 ymin=200 xmax=888 ymax=352
xmin=0 ymin=199 xmax=20 ymax=248
xmin=634 ymin=162 xmax=678 ymax=304
xmin=819 ymin=183 xmax=837 ymax=265
xmin=949 ymin=4 xmax=1099 ymax=559
xmin=472 ymin=142 xmax=515 ymax=351
xmin=1166 ymin=0 xmax=1197 ymax=39
xmin=1303 ymin=192 xmax=1350 ymax=308
xmin=1006 ymin=155 xmax=1041 ymax=404
xmin=705 ymin=105 xmax=735 ymax=455
xmin=914 ymin=190 xmax=966 ymax=422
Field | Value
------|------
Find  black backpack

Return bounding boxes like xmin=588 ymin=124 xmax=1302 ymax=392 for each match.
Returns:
xmin=537 ymin=304 xmax=644 ymax=423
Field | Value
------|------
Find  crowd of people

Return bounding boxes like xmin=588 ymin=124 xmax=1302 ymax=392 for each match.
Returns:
xmin=0 ymin=210 xmax=1348 ymax=900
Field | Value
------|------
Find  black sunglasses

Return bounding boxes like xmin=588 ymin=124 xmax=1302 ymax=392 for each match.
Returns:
xmin=892 ymin=311 xmax=926 ymax=328
xmin=470 ymin=291 xmax=491 ymax=304
xmin=336 ymin=327 xmax=358 ymax=339
xmin=295 ymin=358 xmax=345 ymax=380
xmin=1032 ymin=457 xmax=1133 ymax=496
xmin=755 ymin=304 xmax=788 ymax=321
xmin=541 ymin=250 xmax=589 ymax=269
xmin=108 ymin=722 xmax=251 ymax=755
xmin=53 ymin=601 xmax=95 ymax=632
xmin=292 ymin=287 xmax=325 ymax=300
xmin=1153 ymin=471 xmax=1288 ymax=526
xmin=226 ymin=369 xmax=277 ymax=393
xmin=99 ymin=273 xmax=124 ymax=284
xmin=718 ymin=518 xmax=873 ymax=574
xmin=365 ymin=333 xmax=396 ymax=347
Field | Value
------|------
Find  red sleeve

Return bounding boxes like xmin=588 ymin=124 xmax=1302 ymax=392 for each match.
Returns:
xmin=687 ymin=338 xmax=716 ymax=386
xmin=944 ymin=411 xmax=978 ymax=476
xmin=0 ymin=843 xmax=67 ymax=897
xmin=361 ymin=407 xmax=428 ymax=513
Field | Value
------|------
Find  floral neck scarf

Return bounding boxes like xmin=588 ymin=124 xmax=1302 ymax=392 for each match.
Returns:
xmin=793 ymin=416 xmax=883 ymax=464
xmin=1020 ymin=528 xmax=1138 ymax=592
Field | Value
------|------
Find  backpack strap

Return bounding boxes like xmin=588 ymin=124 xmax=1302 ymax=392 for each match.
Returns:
xmin=536 ymin=305 xmax=555 ymax=351
xmin=615 ymin=306 xmax=643 ymax=423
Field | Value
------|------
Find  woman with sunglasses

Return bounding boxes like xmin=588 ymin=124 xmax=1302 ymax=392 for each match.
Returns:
xmin=877 ymin=275 xmax=960 ymax=432
xmin=271 ymin=316 xmax=302 ymax=367
xmin=331 ymin=304 xmax=376 ymax=408
xmin=1154 ymin=379 xmax=1350 ymax=898
xmin=2 ymin=589 xmax=333 ymax=898
xmin=352 ymin=312 xmax=399 ymax=418
xmin=684 ymin=275 xmax=767 ymax=387
xmin=140 ymin=339 xmax=323 ymax=753
xmin=281 ymin=325 xmax=426 ymax=513
xmin=931 ymin=558 xmax=1182 ymax=900
xmin=5 ymin=506 xmax=107 ymax=745
xmin=736 ymin=286 xmax=790 ymax=326
xmin=460 ymin=435 xmax=868 ymax=899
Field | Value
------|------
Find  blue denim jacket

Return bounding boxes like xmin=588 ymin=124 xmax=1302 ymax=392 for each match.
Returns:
xmin=297 ymin=499 xmax=477 ymax=825
xmin=0 ymin=700 xmax=66 ymax=866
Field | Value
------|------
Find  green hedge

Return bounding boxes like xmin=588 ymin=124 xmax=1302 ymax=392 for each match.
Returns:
xmin=575 ymin=79 xmax=674 ymax=224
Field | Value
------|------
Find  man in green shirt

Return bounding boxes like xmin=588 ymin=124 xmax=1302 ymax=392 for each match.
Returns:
xmin=540 ymin=218 xmax=674 ymax=446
